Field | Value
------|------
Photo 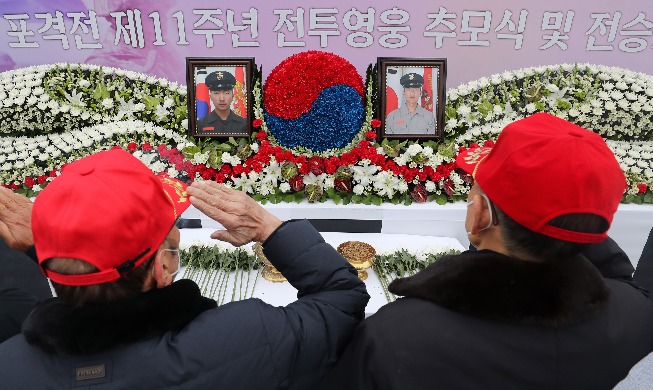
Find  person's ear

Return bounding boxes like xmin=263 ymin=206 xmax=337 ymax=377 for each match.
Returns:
xmin=152 ymin=250 xmax=167 ymax=289
xmin=469 ymin=194 xmax=492 ymax=235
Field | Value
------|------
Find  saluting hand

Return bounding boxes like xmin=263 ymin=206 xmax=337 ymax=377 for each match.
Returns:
xmin=0 ymin=187 xmax=34 ymax=252
xmin=187 ymin=181 xmax=282 ymax=247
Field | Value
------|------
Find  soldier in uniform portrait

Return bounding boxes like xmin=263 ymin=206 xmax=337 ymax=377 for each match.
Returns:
xmin=385 ymin=72 xmax=436 ymax=135
xmin=196 ymin=70 xmax=246 ymax=135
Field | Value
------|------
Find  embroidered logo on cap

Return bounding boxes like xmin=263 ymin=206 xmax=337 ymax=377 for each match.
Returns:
xmin=163 ymin=177 xmax=188 ymax=203
xmin=463 ymin=147 xmax=492 ymax=165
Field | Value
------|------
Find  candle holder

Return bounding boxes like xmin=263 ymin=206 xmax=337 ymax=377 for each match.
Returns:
xmin=253 ymin=242 xmax=286 ymax=283
xmin=337 ymin=241 xmax=376 ymax=281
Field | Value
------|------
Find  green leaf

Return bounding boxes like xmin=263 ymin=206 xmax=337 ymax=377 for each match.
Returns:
xmin=371 ymin=195 xmax=382 ymax=206
xmin=478 ymin=100 xmax=493 ymax=117
xmin=332 ymin=194 xmax=341 ymax=205
xmin=182 ymin=145 xmax=201 ymax=159
xmin=435 ymin=194 xmax=448 ymax=205
xmin=142 ymin=95 xmax=160 ymax=110
xmin=92 ymin=83 xmax=110 ymax=100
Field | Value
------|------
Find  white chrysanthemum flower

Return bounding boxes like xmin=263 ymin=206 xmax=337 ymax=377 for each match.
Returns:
xmin=456 ymin=105 xmax=471 ymax=117
xmin=101 ymin=98 xmax=114 ymax=109
xmin=279 ymin=182 xmax=291 ymax=193
xmin=610 ymin=90 xmax=624 ymax=100
xmin=353 ymin=184 xmax=365 ymax=195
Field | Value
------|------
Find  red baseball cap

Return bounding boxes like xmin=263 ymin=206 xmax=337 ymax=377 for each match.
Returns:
xmin=456 ymin=113 xmax=626 ymax=244
xmin=32 ymin=149 xmax=191 ymax=286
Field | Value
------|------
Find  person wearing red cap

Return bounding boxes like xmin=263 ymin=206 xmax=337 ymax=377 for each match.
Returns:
xmin=0 ymin=149 xmax=368 ymax=389
xmin=317 ymin=113 xmax=653 ymax=390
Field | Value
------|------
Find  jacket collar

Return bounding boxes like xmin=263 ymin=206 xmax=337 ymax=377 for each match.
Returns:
xmin=23 ymin=279 xmax=216 ymax=355
xmin=389 ymin=249 xmax=610 ymax=326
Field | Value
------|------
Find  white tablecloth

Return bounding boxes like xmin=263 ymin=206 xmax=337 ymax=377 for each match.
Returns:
xmin=179 ymin=229 xmax=464 ymax=316
xmin=182 ymin=201 xmax=653 ymax=268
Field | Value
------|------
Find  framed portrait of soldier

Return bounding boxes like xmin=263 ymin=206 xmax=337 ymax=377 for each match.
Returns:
xmin=377 ymin=58 xmax=447 ymax=140
xmin=186 ymin=57 xmax=254 ymax=138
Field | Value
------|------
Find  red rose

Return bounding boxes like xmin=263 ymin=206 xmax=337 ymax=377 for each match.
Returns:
xmin=638 ymin=183 xmax=648 ymax=194
xmin=365 ymin=131 xmax=377 ymax=139
xmin=141 ymin=142 xmax=153 ymax=151
xmin=253 ymin=118 xmax=263 ymax=128
xmin=37 ymin=175 xmax=48 ymax=184
xmin=127 ymin=142 xmax=138 ymax=152
xmin=289 ymin=175 xmax=305 ymax=192
xmin=256 ymin=131 xmax=267 ymax=141
xmin=370 ymin=119 xmax=382 ymax=128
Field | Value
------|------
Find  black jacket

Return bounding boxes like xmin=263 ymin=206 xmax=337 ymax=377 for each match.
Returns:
xmin=0 ymin=238 xmax=52 ymax=342
xmin=317 ymin=249 xmax=653 ymax=390
xmin=0 ymin=220 xmax=369 ymax=389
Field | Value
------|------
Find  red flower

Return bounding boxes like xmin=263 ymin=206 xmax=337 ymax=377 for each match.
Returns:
xmin=141 ymin=142 xmax=153 ymax=151
xmin=334 ymin=178 xmax=352 ymax=193
xmin=307 ymin=156 xmax=324 ymax=175
xmin=24 ymin=177 xmax=36 ymax=187
xmin=253 ymin=118 xmax=263 ymax=128
xmin=638 ymin=183 xmax=648 ymax=194
xmin=411 ymin=185 xmax=428 ymax=203
xmin=365 ymin=131 xmax=377 ymax=139
xmin=289 ymin=175 xmax=305 ymax=192
xmin=127 ymin=142 xmax=138 ymax=152
xmin=37 ymin=175 xmax=48 ymax=184
xmin=443 ymin=179 xmax=455 ymax=198
xmin=256 ymin=131 xmax=267 ymax=141
xmin=370 ymin=119 xmax=382 ymax=128
xmin=483 ymin=139 xmax=495 ymax=147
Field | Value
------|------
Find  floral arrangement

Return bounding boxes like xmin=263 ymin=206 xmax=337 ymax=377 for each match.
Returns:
xmin=179 ymin=240 xmax=460 ymax=305
xmin=262 ymin=51 xmax=366 ymax=153
xmin=1 ymin=61 xmax=652 ymax=204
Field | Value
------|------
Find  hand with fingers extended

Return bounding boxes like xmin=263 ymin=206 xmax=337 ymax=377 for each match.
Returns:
xmin=187 ymin=181 xmax=282 ymax=246
xmin=0 ymin=187 xmax=34 ymax=252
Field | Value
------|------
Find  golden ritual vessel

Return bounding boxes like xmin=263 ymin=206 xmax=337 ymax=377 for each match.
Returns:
xmin=337 ymin=241 xmax=376 ymax=281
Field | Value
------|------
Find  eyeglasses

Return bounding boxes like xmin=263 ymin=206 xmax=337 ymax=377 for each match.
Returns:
xmin=467 ymin=193 xmax=498 ymax=232
xmin=160 ymin=248 xmax=181 ymax=279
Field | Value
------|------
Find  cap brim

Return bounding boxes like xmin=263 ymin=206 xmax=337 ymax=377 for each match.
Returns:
xmin=455 ymin=146 xmax=493 ymax=177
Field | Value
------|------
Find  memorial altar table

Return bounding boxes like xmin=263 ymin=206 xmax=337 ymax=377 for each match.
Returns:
xmin=179 ymin=228 xmax=464 ymax=317
xmin=181 ymin=202 xmax=653 ymax=268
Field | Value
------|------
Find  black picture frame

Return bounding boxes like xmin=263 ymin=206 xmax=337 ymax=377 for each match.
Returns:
xmin=377 ymin=58 xmax=447 ymax=140
xmin=186 ymin=57 xmax=254 ymax=138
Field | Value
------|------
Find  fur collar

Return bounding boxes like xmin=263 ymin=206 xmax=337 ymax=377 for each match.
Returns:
xmin=23 ymin=279 xmax=216 ymax=355
xmin=389 ymin=250 xmax=610 ymax=326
